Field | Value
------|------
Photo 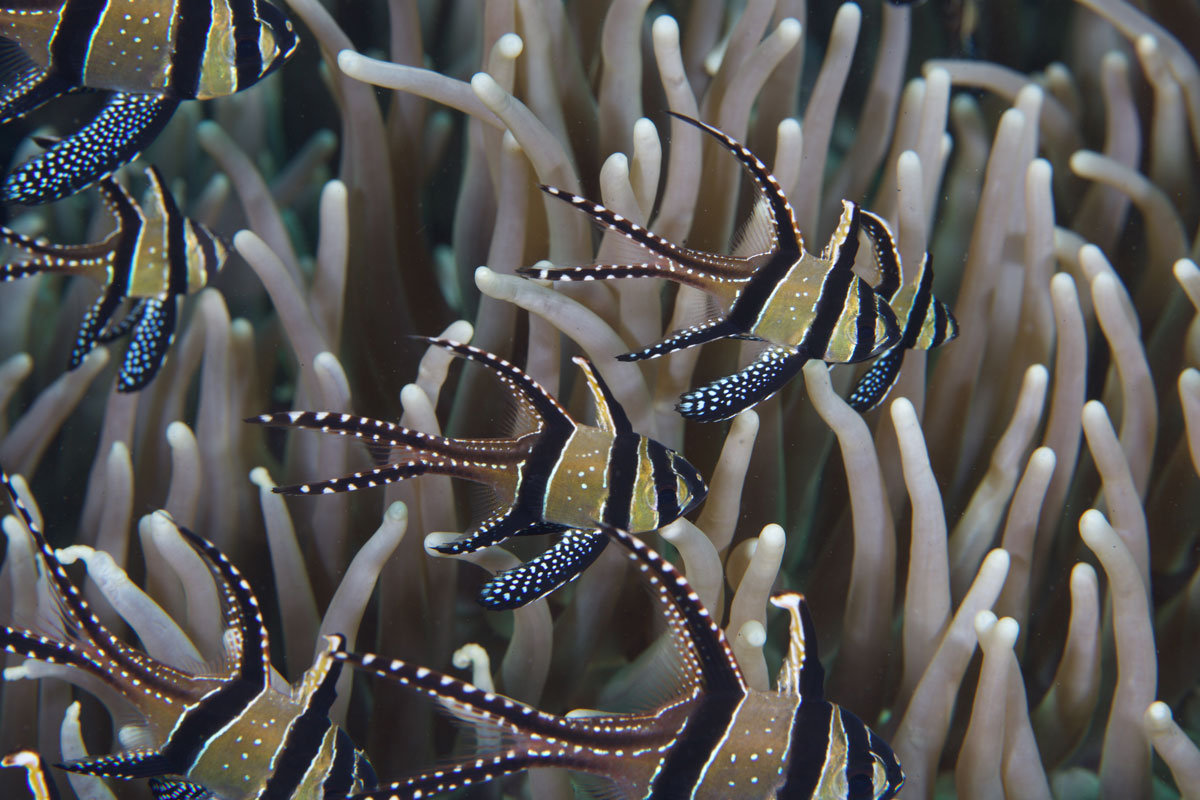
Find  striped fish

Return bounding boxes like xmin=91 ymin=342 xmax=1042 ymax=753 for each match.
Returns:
xmin=845 ymin=210 xmax=958 ymax=411
xmin=521 ymin=113 xmax=901 ymax=423
xmin=249 ymin=338 xmax=708 ymax=609
xmin=0 ymin=467 xmax=377 ymax=800
xmin=0 ymin=164 xmax=226 ymax=391
xmin=334 ymin=525 xmax=904 ymax=799
xmin=0 ymin=0 xmax=298 ymax=203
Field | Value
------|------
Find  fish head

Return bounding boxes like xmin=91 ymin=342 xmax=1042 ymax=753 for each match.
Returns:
xmin=184 ymin=220 xmax=229 ymax=293
xmin=251 ymin=1 xmax=301 ymax=79
xmin=666 ymin=446 xmax=708 ymax=518
xmin=820 ymin=705 xmax=905 ymax=800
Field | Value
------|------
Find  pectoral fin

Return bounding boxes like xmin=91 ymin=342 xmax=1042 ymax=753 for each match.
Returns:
xmin=148 ymin=779 xmax=213 ymax=800
xmin=676 ymin=346 xmax=806 ymax=422
xmin=477 ymin=530 xmax=608 ymax=609
xmin=117 ymin=296 xmax=177 ymax=392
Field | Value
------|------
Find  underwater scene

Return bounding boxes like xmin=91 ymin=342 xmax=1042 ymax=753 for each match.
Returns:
xmin=0 ymin=0 xmax=1199 ymax=797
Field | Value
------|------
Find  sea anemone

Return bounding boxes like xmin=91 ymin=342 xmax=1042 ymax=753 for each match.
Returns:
xmin=2 ymin=0 xmax=1199 ymax=798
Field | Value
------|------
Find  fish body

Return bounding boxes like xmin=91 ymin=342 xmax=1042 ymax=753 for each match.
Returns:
xmin=0 ymin=0 xmax=293 ymax=99
xmin=523 ymin=113 xmax=951 ymax=422
xmin=335 ymin=526 xmax=904 ymax=799
xmin=0 ymin=0 xmax=297 ymax=202
xmin=250 ymin=338 xmax=708 ymax=609
xmin=0 ymin=165 xmax=226 ymax=391
xmin=0 ymin=467 xmax=377 ymax=800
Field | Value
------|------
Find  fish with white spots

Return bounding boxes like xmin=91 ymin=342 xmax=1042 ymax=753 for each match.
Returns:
xmin=249 ymin=338 xmax=708 ymax=609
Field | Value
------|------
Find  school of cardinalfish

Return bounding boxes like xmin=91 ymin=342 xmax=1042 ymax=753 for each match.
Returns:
xmin=0 ymin=0 xmax=955 ymax=796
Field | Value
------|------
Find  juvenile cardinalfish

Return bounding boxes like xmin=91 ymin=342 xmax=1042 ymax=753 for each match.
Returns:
xmin=0 ymin=467 xmax=378 ymax=800
xmin=523 ymin=113 xmax=954 ymax=422
xmin=0 ymin=0 xmax=298 ymax=203
xmin=250 ymin=338 xmax=708 ymax=609
xmin=0 ymin=165 xmax=226 ymax=391
xmin=333 ymin=525 xmax=905 ymax=799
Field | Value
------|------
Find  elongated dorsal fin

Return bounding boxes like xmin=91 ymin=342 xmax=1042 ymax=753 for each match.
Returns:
xmin=571 ymin=356 xmax=632 ymax=435
xmin=769 ymin=592 xmax=825 ymax=699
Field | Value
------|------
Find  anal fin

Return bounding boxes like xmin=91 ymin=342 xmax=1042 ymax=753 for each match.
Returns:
xmin=3 ymin=93 xmax=180 ymax=205
xmin=676 ymin=346 xmax=806 ymax=422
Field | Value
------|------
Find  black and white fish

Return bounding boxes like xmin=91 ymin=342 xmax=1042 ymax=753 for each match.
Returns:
xmin=249 ymin=338 xmax=708 ymax=609
xmin=0 ymin=0 xmax=298 ymax=203
xmin=522 ymin=113 xmax=907 ymax=423
xmin=334 ymin=525 xmax=905 ymax=799
xmin=0 ymin=467 xmax=377 ymax=800
xmin=0 ymin=165 xmax=226 ymax=391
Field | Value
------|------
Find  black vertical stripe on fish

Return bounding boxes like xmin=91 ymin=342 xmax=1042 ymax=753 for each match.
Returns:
xmin=229 ymin=0 xmax=265 ymax=86
xmin=932 ymin=282 xmax=950 ymax=345
xmin=781 ymin=699 xmax=834 ymax=797
xmin=158 ymin=167 xmax=191 ymax=296
xmin=649 ymin=444 xmax=680 ymax=522
xmin=796 ymin=597 xmax=827 ymax=699
xmin=903 ymin=265 xmax=935 ymax=348
xmin=170 ymin=0 xmax=215 ymax=98
xmin=646 ymin=694 xmax=745 ymax=798
xmin=522 ymin=426 xmax=572 ymax=518
xmin=724 ymin=250 xmax=792 ymax=331
xmin=852 ymin=277 xmax=879 ymax=362
xmin=600 ymin=432 xmax=639 ymax=529
xmin=322 ymin=729 xmax=358 ymax=797
xmin=843 ymin=712 xmax=878 ymax=800
xmin=48 ymin=0 xmax=106 ymax=82
xmin=799 ymin=205 xmax=861 ymax=356
xmin=101 ymin=180 xmax=143 ymax=297
xmin=260 ymin=637 xmax=346 ymax=799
